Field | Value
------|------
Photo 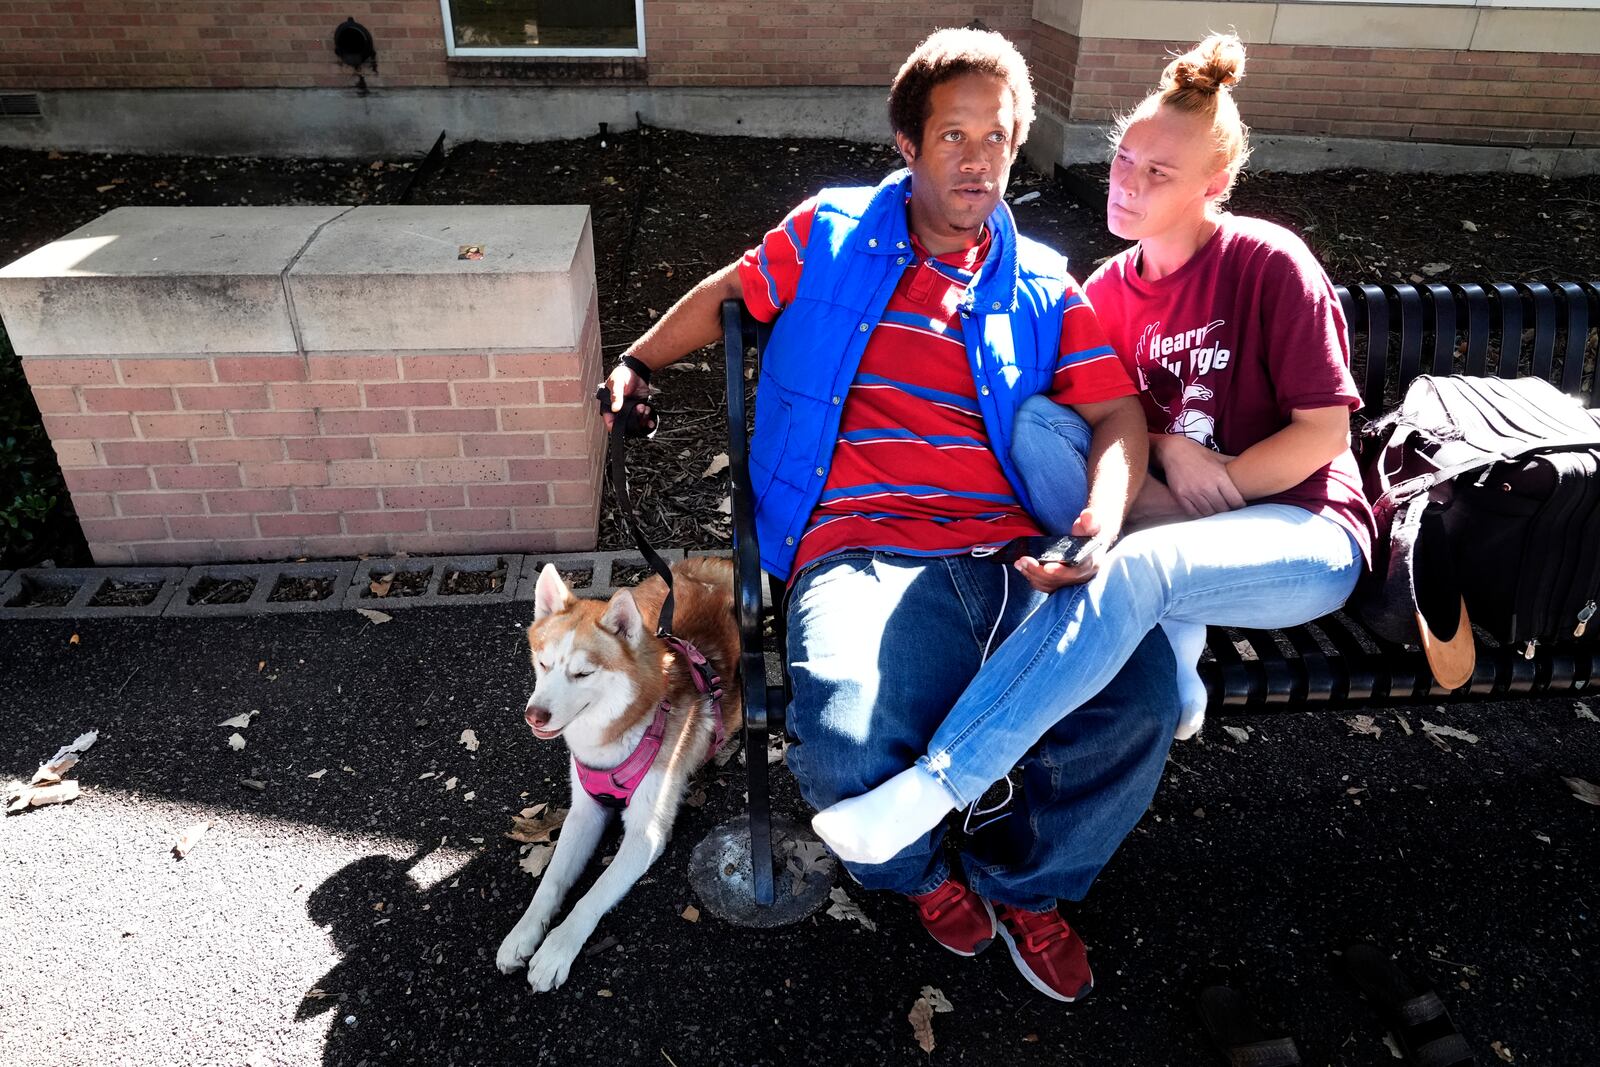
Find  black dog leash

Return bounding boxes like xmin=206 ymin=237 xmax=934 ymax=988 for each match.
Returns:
xmin=593 ymin=384 xmax=678 ymax=635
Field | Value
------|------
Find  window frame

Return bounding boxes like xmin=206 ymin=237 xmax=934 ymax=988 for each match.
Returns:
xmin=439 ymin=0 xmax=647 ymax=58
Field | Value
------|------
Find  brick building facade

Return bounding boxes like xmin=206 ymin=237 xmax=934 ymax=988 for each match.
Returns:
xmin=1 ymin=1 xmax=1597 ymax=169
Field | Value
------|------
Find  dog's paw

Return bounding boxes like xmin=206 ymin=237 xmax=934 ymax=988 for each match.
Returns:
xmin=525 ymin=923 xmax=585 ymax=992
xmin=495 ymin=922 xmax=547 ymax=975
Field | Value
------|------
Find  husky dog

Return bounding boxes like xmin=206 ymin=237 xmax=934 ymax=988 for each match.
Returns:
xmin=495 ymin=557 xmax=741 ymax=992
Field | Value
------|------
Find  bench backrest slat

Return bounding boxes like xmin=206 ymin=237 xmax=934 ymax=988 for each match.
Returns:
xmin=1395 ymin=284 xmax=1426 ymax=398
xmin=1557 ymin=282 xmax=1590 ymax=396
xmin=1490 ymin=282 xmax=1523 ymax=379
xmin=1356 ymin=284 xmax=1391 ymax=417
xmin=1459 ymin=283 xmax=1492 ymax=378
xmin=1528 ymin=281 xmax=1558 ymax=384
xmin=1426 ymin=283 xmax=1457 ymax=376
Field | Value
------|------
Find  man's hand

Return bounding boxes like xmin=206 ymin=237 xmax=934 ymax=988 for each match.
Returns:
xmin=601 ymin=363 xmax=657 ymax=435
xmin=1014 ymin=508 xmax=1107 ymax=593
xmin=1154 ymin=435 xmax=1244 ymax=517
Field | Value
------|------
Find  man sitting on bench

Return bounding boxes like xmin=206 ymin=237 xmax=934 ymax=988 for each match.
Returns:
xmin=601 ymin=27 xmax=1178 ymax=1003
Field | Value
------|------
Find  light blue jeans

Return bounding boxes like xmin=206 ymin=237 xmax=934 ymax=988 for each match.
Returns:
xmin=914 ymin=397 xmax=1364 ymax=806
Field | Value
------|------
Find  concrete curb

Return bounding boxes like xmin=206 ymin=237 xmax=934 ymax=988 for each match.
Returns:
xmin=0 ymin=567 xmax=188 ymax=619
xmin=514 ymin=549 xmax=685 ymax=601
xmin=0 ymin=550 xmax=739 ymax=620
xmin=169 ymin=561 xmax=359 ymax=618
xmin=347 ymin=554 xmax=521 ymax=610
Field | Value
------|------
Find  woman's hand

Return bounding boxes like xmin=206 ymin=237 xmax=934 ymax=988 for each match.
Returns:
xmin=1154 ymin=435 xmax=1244 ymax=517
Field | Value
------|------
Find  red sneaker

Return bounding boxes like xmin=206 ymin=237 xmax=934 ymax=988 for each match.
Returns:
xmin=994 ymin=904 xmax=1094 ymax=1002
xmin=906 ymin=877 xmax=997 ymax=957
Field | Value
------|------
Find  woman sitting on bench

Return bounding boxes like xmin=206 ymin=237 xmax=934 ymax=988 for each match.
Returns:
xmin=811 ymin=33 xmax=1377 ymax=867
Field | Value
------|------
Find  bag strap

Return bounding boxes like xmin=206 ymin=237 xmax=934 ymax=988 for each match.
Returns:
xmin=1377 ymin=432 xmax=1600 ymax=511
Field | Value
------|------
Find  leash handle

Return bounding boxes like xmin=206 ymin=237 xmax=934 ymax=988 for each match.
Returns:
xmin=599 ymin=386 xmax=677 ymax=636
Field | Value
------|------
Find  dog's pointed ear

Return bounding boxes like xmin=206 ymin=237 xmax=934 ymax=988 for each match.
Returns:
xmin=600 ymin=588 xmax=645 ymax=644
xmin=533 ymin=563 xmax=574 ymax=622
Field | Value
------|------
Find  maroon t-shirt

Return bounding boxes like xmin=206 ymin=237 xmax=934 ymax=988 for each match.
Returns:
xmin=1084 ymin=214 xmax=1375 ymax=562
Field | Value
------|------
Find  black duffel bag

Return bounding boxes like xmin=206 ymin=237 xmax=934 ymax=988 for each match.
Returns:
xmin=1356 ymin=374 xmax=1600 ymax=684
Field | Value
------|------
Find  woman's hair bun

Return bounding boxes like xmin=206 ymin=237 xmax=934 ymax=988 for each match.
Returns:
xmin=1162 ymin=32 xmax=1246 ymax=97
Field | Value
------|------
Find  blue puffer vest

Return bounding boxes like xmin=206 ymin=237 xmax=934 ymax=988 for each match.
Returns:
xmin=751 ymin=168 xmax=1073 ymax=579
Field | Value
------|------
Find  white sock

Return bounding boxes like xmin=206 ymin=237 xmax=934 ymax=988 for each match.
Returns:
xmin=810 ymin=765 xmax=956 ymax=866
xmin=1161 ymin=619 xmax=1209 ymax=741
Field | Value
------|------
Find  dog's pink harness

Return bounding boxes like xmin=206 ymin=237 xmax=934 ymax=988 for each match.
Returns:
xmin=572 ymin=635 xmax=726 ymax=810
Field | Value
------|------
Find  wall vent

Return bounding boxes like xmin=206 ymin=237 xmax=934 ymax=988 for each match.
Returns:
xmin=1 ymin=93 xmax=42 ymax=117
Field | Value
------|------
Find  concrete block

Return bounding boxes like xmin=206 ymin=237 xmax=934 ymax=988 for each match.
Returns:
xmin=345 ymin=554 xmax=523 ymax=610
xmin=0 ymin=206 xmax=348 ymax=357
xmin=286 ymin=205 xmax=595 ymax=353
xmin=0 ymin=566 xmax=187 ymax=619
xmin=167 ymin=560 xmax=358 ymax=617
xmin=514 ymin=549 xmax=686 ymax=601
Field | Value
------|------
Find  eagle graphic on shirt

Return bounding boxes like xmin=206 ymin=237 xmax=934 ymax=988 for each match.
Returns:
xmin=1133 ymin=319 xmax=1230 ymax=451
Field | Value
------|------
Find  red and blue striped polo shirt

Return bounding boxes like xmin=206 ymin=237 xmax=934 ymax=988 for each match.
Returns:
xmin=739 ymin=196 xmax=1135 ymax=576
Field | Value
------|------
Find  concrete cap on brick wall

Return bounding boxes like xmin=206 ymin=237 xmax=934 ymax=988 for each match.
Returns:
xmin=285 ymin=205 xmax=595 ymax=353
xmin=0 ymin=206 xmax=350 ymax=357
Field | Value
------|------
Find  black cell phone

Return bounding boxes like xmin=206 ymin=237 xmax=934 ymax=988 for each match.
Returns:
xmin=1038 ymin=533 xmax=1101 ymax=567
xmin=981 ymin=533 xmax=1101 ymax=567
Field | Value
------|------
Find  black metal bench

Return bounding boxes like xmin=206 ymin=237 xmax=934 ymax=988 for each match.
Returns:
xmin=718 ymin=280 xmax=1600 ymax=907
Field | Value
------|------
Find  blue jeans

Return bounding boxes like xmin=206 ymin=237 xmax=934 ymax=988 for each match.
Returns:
xmin=912 ymin=401 xmax=1364 ymax=804
xmin=784 ymin=551 xmax=1180 ymax=908
xmin=1010 ymin=394 xmax=1092 ymax=533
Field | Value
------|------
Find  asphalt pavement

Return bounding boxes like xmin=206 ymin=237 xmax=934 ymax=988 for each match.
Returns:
xmin=1 ymin=604 xmax=1596 ymax=1066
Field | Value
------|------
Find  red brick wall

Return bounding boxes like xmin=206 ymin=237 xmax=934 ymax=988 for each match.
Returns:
xmin=1067 ymin=37 xmax=1600 ymax=149
xmin=644 ymin=1 xmax=1031 ymax=87
xmin=1030 ymin=18 xmax=1077 ymax=119
xmin=21 ymin=301 xmax=604 ymax=565
xmin=0 ymin=0 xmax=1033 ymax=90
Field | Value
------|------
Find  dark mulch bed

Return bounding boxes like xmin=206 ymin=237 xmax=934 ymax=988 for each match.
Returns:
xmin=267 ymin=574 xmax=338 ymax=603
xmin=2 ymin=132 xmax=1595 ymax=563
xmin=187 ymin=575 xmax=255 ymax=605
xmin=440 ymin=562 xmax=508 ymax=595
xmin=87 ymin=577 xmax=163 ymax=607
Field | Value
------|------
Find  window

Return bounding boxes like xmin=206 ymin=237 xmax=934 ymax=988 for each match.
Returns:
xmin=441 ymin=0 xmax=646 ymax=57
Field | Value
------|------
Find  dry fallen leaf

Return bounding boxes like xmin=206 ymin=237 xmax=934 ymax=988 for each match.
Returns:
xmin=356 ymin=608 xmax=392 ymax=624
xmin=825 ymin=887 xmax=877 ymax=931
xmin=307 ymin=769 xmax=327 ymax=779
xmin=1491 ymin=1040 xmax=1514 ymax=1063
xmin=920 ymin=986 xmax=953 ymax=1013
xmin=442 ymin=776 xmax=458 ymax=791
xmin=462 ymin=791 xmax=475 ymax=801
xmin=1575 ymin=701 xmax=1598 ymax=723
xmin=45 ymin=730 xmax=98 ymax=766
xmin=7 ymin=780 xmax=80 ymax=812
xmin=172 ymin=820 xmax=210 ymax=858
xmin=908 ymin=997 xmax=936 ymax=1053
xmin=227 ymin=733 xmax=246 ymax=752
xmin=31 ymin=753 xmax=78 ymax=786
xmin=1222 ymin=725 xmax=1250 ymax=744
xmin=519 ymin=844 xmax=553 ymax=878
xmin=217 ymin=711 xmax=258 ymax=729
xmin=1346 ymin=714 xmax=1383 ymax=739
xmin=1422 ymin=720 xmax=1479 ymax=744
xmin=459 ymin=729 xmax=479 ymax=752
xmin=681 ymin=905 xmax=700 ymax=922
xmin=701 ymin=453 xmax=729 ymax=478
xmin=369 ymin=573 xmax=395 ymax=598
xmin=1562 ymin=776 xmax=1600 ymax=806
xmin=519 ymin=802 xmax=547 ymax=819
xmin=506 ymin=807 xmax=568 ymax=843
